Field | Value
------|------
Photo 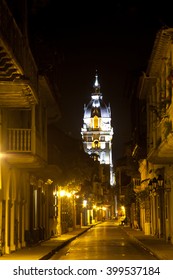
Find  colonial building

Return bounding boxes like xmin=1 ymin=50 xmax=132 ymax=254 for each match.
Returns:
xmin=133 ymin=27 xmax=173 ymax=242
xmin=81 ymin=73 xmax=114 ymax=186
xmin=0 ymin=0 xmax=61 ymax=255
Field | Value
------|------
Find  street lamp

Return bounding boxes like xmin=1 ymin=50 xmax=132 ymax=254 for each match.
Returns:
xmin=157 ymin=175 xmax=164 ymax=188
xmin=54 ymin=186 xmax=80 ymax=234
xmin=83 ymin=199 xmax=87 ymax=208
xmin=53 ymin=186 xmax=65 ymax=237
xmin=56 ymin=187 xmax=77 ymax=235
xmin=152 ymin=177 xmax=157 ymax=191
xmin=148 ymin=178 xmax=157 ymax=194
xmin=57 ymin=186 xmax=62 ymax=236
xmin=57 ymin=188 xmax=72 ymax=236
xmin=148 ymin=176 xmax=164 ymax=191
xmin=148 ymin=179 xmax=153 ymax=192
xmin=148 ymin=175 xmax=164 ymax=238
xmin=82 ymin=199 xmax=88 ymax=226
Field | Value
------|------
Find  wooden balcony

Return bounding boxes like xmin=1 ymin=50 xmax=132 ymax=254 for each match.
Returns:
xmin=0 ymin=0 xmax=38 ymax=108
xmin=148 ymin=130 xmax=173 ymax=163
xmin=4 ymin=128 xmax=46 ymax=168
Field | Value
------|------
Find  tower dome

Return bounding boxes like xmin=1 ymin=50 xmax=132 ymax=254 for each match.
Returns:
xmin=84 ymin=73 xmax=111 ymax=119
xmin=84 ymin=99 xmax=110 ymax=118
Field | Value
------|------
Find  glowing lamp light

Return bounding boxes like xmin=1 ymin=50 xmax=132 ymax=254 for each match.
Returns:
xmin=83 ymin=200 xmax=87 ymax=207
xmin=0 ymin=153 xmax=5 ymax=159
xmin=60 ymin=190 xmax=66 ymax=197
xmin=66 ymin=192 xmax=72 ymax=198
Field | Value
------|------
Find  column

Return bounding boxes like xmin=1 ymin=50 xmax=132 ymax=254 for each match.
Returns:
xmin=31 ymin=105 xmax=36 ymax=154
xmin=21 ymin=201 xmax=26 ymax=247
xmin=73 ymin=195 xmax=76 ymax=229
xmin=0 ymin=194 xmax=2 ymax=255
xmin=0 ymin=109 xmax=2 ymax=254
xmin=57 ymin=186 xmax=62 ymax=236
xmin=5 ymin=199 xmax=10 ymax=254
xmin=10 ymin=200 xmax=16 ymax=251
xmin=159 ymin=188 xmax=165 ymax=238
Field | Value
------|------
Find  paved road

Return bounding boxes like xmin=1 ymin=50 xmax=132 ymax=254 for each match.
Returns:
xmin=50 ymin=221 xmax=158 ymax=260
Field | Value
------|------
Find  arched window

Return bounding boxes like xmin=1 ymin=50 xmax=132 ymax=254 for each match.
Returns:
xmin=93 ymin=116 xmax=99 ymax=128
xmin=93 ymin=140 xmax=99 ymax=149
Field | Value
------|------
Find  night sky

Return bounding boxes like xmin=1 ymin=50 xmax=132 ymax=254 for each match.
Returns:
xmin=28 ymin=1 xmax=173 ymax=162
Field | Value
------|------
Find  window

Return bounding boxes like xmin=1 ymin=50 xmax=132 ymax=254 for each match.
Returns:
xmin=93 ymin=116 xmax=99 ymax=128
xmin=94 ymin=140 xmax=99 ymax=148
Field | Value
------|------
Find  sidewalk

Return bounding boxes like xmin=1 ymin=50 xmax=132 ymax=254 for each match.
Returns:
xmin=0 ymin=223 xmax=173 ymax=260
xmin=122 ymin=225 xmax=173 ymax=260
xmin=0 ymin=226 xmax=91 ymax=260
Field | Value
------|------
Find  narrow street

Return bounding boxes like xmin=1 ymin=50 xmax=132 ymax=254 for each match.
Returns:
xmin=50 ymin=221 xmax=158 ymax=260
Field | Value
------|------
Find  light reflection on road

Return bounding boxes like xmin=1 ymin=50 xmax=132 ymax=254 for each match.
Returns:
xmin=50 ymin=221 xmax=157 ymax=260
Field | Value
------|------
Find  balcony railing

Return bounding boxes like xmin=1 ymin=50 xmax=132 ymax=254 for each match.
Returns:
xmin=7 ymin=128 xmax=31 ymax=152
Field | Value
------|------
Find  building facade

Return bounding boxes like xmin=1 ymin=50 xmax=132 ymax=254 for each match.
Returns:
xmin=133 ymin=27 xmax=173 ymax=242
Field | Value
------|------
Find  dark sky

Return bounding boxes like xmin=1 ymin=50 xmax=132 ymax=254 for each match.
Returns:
xmin=28 ymin=1 xmax=173 ymax=162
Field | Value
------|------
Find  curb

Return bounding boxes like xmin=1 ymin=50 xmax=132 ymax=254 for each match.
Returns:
xmin=39 ymin=226 xmax=93 ymax=260
xmin=121 ymin=227 xmax=161 ymax=260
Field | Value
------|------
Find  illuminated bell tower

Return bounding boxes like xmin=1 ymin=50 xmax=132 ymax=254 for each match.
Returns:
xmin=81 ymin=73 xmax=114 ymax=185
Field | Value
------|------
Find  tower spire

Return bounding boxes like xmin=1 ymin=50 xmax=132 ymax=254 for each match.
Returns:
xmin=93 ymin=70 xmax=100 ymax=94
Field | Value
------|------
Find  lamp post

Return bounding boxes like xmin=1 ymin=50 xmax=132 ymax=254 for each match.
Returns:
xmin=152 ymin=177 xmax=157 ymax=192
xmin=157 ymin=175 xmax=165 ymax=238
xmin=56 ymin=188 xmax=77 ymax=235
xmin=72 ymin=192 xmax=77 ymax=229
xmin=57 ymin=188 xmax=71 ymax=236
xmin=82 ymin=199 xmax=87 ymax=226
xmin=57 ymin=186 xmax=62 ymax=236
xmin=53 ymin=186 xmax=62 ymax=237
xmin=149 ymin=174 xmax=172 ymax=239
xmin=157 ymin=175 xmax=164 ymax=187
xmin=148 ymin=179 xmax=153 ymax=235
xmin=148 ymin=175 xmax=165 ymax=238
xmin=54 ymin=186 xmax=65 ymax=237
xmin=0 ymin=154 xmax=3 ymax=255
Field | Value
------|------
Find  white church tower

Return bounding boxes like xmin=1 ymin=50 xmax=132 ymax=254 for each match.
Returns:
xmin=81 ymin=73 xmax=114 ymax=186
